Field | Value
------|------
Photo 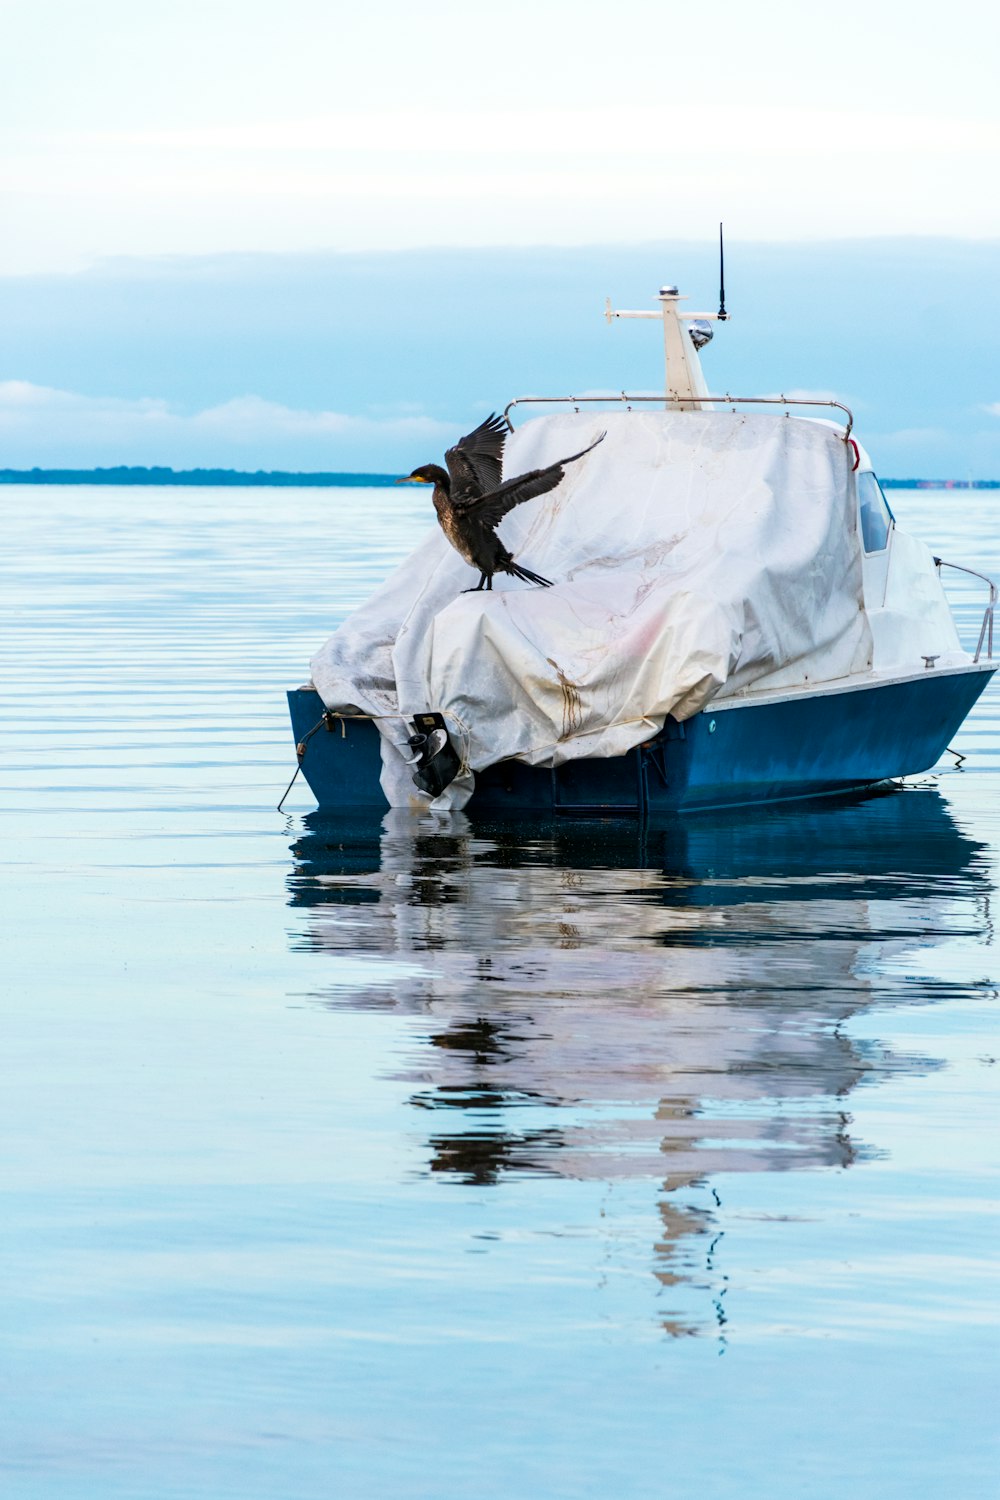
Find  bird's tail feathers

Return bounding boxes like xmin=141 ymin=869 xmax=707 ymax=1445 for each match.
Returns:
xmin=508 ymin=562 xmax=553 ymax=588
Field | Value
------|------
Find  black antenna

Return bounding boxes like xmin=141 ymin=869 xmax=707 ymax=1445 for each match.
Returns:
xmin=718 ymin=222 xmax=728 ymax=321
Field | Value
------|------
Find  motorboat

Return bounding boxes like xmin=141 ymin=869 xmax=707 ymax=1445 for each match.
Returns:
xmin=287 ymin=282 xmax=996 ymax=816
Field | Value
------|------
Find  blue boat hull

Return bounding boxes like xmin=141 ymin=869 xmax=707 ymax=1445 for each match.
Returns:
xmin=287 ymin=665 xmax=995 ymax=815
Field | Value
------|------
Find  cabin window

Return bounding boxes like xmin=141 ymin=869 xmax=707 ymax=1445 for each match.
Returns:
xmin=857 ymin=472 xmax=894 ymax=553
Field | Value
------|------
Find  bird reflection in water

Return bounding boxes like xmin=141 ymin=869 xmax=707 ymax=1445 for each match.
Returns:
xmin=414 ymin=1017 xmax=565 ymax=1187
xmin=287 ymin=788 xmax=989 ymax=1336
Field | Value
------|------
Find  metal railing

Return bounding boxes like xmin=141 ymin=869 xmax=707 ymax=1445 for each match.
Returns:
xmin=503 ymin=392 xmax=855 ymax=437
xmin=935 ymin=557 xmax=997 ymax=661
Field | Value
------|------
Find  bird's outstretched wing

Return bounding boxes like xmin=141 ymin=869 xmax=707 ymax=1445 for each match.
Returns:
xmin=445 ymin=413 xmax=509 ymax=505
xmin=468 ymin=432 xmax=605 ymax=528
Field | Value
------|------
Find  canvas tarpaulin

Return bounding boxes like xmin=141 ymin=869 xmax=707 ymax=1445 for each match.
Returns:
xmin=309 ymin=410 xmax=873 ymax=809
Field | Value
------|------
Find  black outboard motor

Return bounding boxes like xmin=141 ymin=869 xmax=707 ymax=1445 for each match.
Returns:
xmin=407 ymin=712 xmax=462 ymax=797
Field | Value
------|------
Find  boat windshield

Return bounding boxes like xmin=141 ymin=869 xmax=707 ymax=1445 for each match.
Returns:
xmin=857 ymin=472 xmax=894 ymax=553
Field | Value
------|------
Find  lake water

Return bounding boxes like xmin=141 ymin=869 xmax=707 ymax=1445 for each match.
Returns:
xmin=2 ymin=483 xmax=999 ymax=1498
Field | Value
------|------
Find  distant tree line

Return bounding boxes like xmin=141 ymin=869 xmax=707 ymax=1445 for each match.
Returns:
xmin=0 ymin=466 xmax=400 ymax=487
xmin=1 ymin=467 xmax=998 ymax=489
xmin=879 ymin=478 xmax=1000 ymax=489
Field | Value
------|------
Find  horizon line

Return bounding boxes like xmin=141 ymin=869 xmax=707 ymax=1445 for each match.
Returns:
xmin=1 ymin=466 xmax=997 ymax=490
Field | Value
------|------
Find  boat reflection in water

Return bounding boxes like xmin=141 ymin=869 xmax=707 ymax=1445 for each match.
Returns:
xmin=287 ymin=787 xmax=990 ymax=1335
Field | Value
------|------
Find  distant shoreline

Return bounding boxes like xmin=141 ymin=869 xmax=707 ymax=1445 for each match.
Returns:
xmin=0 ymin=467 xmax=399 ymax=487
xmin=0 ymin=467 xmax=998 ymax=490
xmin=883 ymin=479 xmax=1000 ymax=490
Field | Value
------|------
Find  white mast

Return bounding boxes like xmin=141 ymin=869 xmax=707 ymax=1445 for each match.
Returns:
xmin=605 ymin=285 xmax=725 ymax=411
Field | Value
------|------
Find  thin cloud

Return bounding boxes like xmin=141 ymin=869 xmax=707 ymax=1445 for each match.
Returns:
xmin=0 ymin=382 xmax=454 ymax=469
xmin=51 ymin=105 xmax=1000 ymax=158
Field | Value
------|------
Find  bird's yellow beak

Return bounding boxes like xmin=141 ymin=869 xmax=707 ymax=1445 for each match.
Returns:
xmin=394 ymin=474 xmax=430 ymax=485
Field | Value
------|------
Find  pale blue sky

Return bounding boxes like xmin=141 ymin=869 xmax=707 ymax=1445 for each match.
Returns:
xmin=2 ymin=1 xmax=1000 ymax=473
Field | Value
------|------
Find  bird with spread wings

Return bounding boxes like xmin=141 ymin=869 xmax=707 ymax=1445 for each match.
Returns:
xmin=398 ymin=413 xmax=604 ymax=591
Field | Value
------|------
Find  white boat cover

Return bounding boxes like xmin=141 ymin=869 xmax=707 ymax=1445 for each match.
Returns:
xmin=310 ymin=410 xmax=874 ymax=809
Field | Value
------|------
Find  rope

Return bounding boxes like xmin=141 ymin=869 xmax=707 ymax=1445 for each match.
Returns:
xmin=276 ymin=762 xmax=302 ymax=814
xmin=517 ymin=712 xmax=661 ymax=762
xmin=320 ymin=708 xmax=475 ymax=775
xmin=277 ymin=712 xmax=337 ymax=811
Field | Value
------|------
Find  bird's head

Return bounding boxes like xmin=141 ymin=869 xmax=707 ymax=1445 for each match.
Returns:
xmin=395 ymin=463 xmax=449 ymax=488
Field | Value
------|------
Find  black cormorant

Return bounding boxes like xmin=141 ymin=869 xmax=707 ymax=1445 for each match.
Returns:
xmin=399 ymin=413 xmax=604 ymax=590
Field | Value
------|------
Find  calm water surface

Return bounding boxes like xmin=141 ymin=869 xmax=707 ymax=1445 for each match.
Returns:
xmin=2 ymin=485 xmax=999 ymax=1497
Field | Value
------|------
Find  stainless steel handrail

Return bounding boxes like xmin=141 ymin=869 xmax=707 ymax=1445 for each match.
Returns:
xmin=503 ymin=392 xmax=855 ymax=437
xmin=935 ymin=557 xmax=997 ymax=661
